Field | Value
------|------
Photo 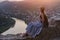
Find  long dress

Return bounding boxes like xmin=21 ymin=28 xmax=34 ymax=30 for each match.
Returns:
xmin=26 ymin=21 xmax=43 ymax=38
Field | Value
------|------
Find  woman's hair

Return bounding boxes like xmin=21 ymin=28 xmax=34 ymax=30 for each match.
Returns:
xmin=40 ymin=7 xmax=49 ymax=28
xmin=40 ymin=7 xmax=45 ymax=13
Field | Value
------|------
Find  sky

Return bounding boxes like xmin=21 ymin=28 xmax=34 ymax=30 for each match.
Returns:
xmin=0 ymin=0 xmax=60 ymax=8
xmin=0 ymin=0 xmax=60 ymax=1
xmin=0 ymin=0 xmax=59 ymax=8
xmin=0 ymin=0 xmax=60 ymax=3
xmin=0 ymin=0 xmax=23 ymax=2
xmin=0 ymin=0 xmax=59 ymax=3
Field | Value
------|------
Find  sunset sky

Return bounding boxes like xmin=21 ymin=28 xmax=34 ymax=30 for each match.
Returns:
xmin=0 ymin=0 xmax=59 ymax=4
xmin=0 ymin=0 xmax=60 ymax=2
xmin=0 ymin=0 xmax=60 ymax=8
xmin=0 ymin=0 xmax=23 ymax=2
xmin=0 ymin=0 xmax=59 ymax=8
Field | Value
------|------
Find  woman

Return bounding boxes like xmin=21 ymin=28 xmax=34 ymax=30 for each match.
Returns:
xmin=40 ymin=7 xmax=48 ymax=28
xmin=22 ymin=7 xmax=48 ymax=38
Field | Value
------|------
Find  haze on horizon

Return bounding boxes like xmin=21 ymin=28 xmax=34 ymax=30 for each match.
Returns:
xmin=0 ymin=0 xmax=60 ymax=10
xmin=0 ymin=0 xmax=60 ymax=2
xmin=0 ymin=0 xmax=60 ymax=5
xmin=0 ymin=0 xmax=23 ymax=2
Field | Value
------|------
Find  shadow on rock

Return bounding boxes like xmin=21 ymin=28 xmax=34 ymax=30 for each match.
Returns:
xmin=0 ymin=15 xmax=15 ymax=34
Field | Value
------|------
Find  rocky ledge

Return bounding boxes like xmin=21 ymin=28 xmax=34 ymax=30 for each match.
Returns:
xmin=0 ymin=16 xmax=60 ymax=40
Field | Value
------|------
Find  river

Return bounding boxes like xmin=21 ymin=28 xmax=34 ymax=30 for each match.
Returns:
xmin=2 ymin=18 xmax=27 ymax=35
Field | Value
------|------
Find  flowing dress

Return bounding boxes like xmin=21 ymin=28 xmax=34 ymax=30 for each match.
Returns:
xmin=26 ymin=21 xmax=43 ymax=38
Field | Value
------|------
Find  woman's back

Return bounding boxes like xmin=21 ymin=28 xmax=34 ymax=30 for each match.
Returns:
xmin=40 ymin=7 xmax=48 ymax=28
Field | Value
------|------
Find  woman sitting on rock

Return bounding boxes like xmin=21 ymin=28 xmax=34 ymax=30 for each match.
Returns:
xmin=22 ymin=7 xmax=49 ymax=38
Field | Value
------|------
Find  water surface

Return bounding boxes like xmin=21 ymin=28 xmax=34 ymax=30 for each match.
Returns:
xmin=2 ymin=18 xmax=27 ymax=35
